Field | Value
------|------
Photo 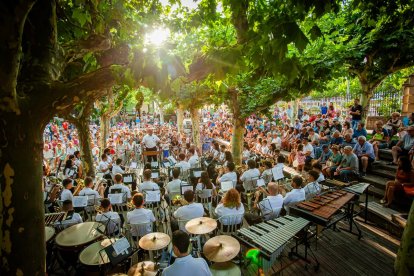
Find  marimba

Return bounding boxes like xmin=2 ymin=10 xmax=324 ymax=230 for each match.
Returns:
xmin=290 ymin=190 xmax=355 ymax=226
xmin=233 ymin=216 xmax=310 ymax=272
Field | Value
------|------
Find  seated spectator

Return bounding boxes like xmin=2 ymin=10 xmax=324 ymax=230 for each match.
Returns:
xmin=323 ymin=145 xmax=343 ymax=178
xmin=370 ymin=121 xmax=390 ymax=161
xmin=380 ymin=156 xmax=414 ymax=207
xmin=330 ymin=131 xmax=344 ymax=146
xmin=385 ymin=112 xmax=402 ymax=136
xmin=308 ymin=128 xmax=320 ymax=145
xmin=318 ymin=145 xmax=332 ymax=164
xmin=341 ymin=133 xmax=357 ymax=148
xmin=283 ymin=176 xmax=305 ymax=214
xmin=318 ymin=131 xmax=330 ymax=146
xmin=126 ymin=193 xmax=156 ymax=238
xmin=341 ymin=121 xmax=353 ymax=137
xmin=352 ymin=122 xmax=367 ymax=139
xmin=331 ymin=119 xmax=342 ymax=133
xmin=303 ymin=170 xmax=321 ymax=200
xmin=334 ymin=146 xmax=359 ymax=182
xmin=172 ymin=190 xmax=204 ymax=232
xmin=390 ymin=126 xmax=414 ymax=165
xmin=353 ymin=136 xmax=375 ymax=176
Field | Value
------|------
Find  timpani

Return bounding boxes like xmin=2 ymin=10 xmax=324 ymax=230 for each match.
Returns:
xmin=79 ymin=238 xmax=117 ymax=272
xmin=45 ymin=226 xmax=55 ymax=243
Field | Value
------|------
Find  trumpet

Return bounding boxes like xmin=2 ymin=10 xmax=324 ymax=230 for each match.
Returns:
xmin=73 ymin=178 xmax=85 ymax=196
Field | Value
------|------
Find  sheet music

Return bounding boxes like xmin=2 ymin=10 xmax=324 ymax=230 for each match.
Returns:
xmin=151 ymin=161 xmax=158 ymax=167
xmin=163 ymin=161 xmax=170 ymax=168
xmin=193 ymin=170 xmax=202 ymax=178
xmin=73 ymin=196 xmax=88 ymax=207
xmin=112 ymin=237 xmax=130 ymax=256
xmin=151 ymin=172 xmax=159 ymax=179
xmin=108 ymin=193 xmax=123 ymax=204
xmin=145 ymin=190 xmax=161 ymax=202
xmin=130 ymin=162 xmax=137 ymax=169
xmin=167 ymin=156 xmax=177 ymax=165
xmin=257 ymin=178 xmax=266 ymax=187
xmin=181 ymin=185 xmax=193 ymax=194
xmin=272 ymin=166 xmax=284 ymax=181
xmin=124 ymin=175 xmax=133 ymax=183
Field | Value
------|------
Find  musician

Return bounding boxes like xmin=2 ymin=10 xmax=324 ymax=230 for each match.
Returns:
xmin=63 ymin=158 xmax=77 ymax=179
xmin=175 ymin=153 xmax=190 ymax=173
xmin=99 ymin=154 xmax=112 ymax=174
xmin=223 ymin=151 xmax=233 ymax=167
xmin=60 ymin=179 xmax=74 ymax=202
xmin=217 ymin=145 xmax=226 ymax=163
xmin=95 ymin=198 xmax=121 ymax=236
xmin=245 ymin=182 xmax=283 ymax=225
xmin=171 ymin=190 xmax=204 ymax=232
xmin=103 ymin=148 xmax=113 ymax=164
xmin=112 ymin=158 xmax=125 ymax=175
xmin=303 ymin=170 xmax=321 ymax=200
xmin=195 ymin=171 xmax=217 ymax=201
xmin=58 ymin=200 xmax=83 ymax=228
xmin=79 ymin=177 xmax=104 ymax=199
xmin=242 ymin=143 xmax=251 ymax=163
xmin=109 ymin=174 xmax=132 ymax=202
xmin=162 ymin=230 xmax=211 ymax=276
xmin=283 ymin=176 xmax=305 ymax=214
xmin=187 ymin=148 xmax=199 ymax=168
xmin=165 ymin=168 xmax=184 ymax=197
xmin=142 ymin=128 xmax=160 ymax=162
xmin=261 ymin=161 xmax=273 ymax=184
xmin=127 ymin=193 xmax=156 ymax=238
xmin=216 ymin=162 xmax=237 ymax=188
xmin=215 ymin=188 xmax=244 ymax=227
xmin=139 ymin=169 xmax=160 ymax=192
xmin=240 ymin=159 xmax=260 ymax=188
xmin=311 ymin=162 xmax=325 ymax=183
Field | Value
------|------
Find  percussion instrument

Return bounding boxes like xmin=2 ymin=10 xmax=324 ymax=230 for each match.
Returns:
xmin=290 ymin=190 xmax=355 ymax=226
xmin=324 ymin=179 xmax=352 ymax=188
xmin=185 ymin=217 xmax=217 ymax=235
xmin=209 ymin=262 xmax=241 ymax=276
xmin=128 ymin=261 xmax=157 ymax=276
xmin=45 ymin=226 xmax=55 ymax=243
xmin=55 ymin=222 xmax=105 ymax=249
xmin=233 ymin=215 xmax=310 ymax=273
xmin=45 ymin=212 xmax=65 ymax=225
xmin=203 ymin=235 xmax=240 ymax=262
xmin=139 ymin=232 xmax=171 ymax=251
xmin=79 ymin=238 xmax=117 ymax=267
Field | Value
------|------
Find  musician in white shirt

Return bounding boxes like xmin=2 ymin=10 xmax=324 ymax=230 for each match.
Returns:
xmin=215 ymin=188 xmax=245 ymax=226
xmin=111 ymin=158 xmax=125 ymax=176
xmin=142 ymin=129 xmax=160 ymax=162
xmin=216 ymin=162 xmax=237 ymax=188
xmin=187 ymin=148 xmax=199 ymax=168
xmin=109 ymin=174 xmax=131 ymax=202
xmin=172 ymin=190 xmax=204 ymax=232
xmin=79 ymin=177 xmax=104 ymax=199
xmin=99 ymin=154 xmax=111 ymax=173
xmin=95 ymin=198 xmax=121 ymax=235
xmin=165 ymin=168 xmax=184 ymax=196
xmin=175 ymin=153 xmax=190 ymax=173
xmin=58 ymin=200 xmax=83 ymax=228
xmin=139 ymin=169 xmax=160 ymax=192
xmin=283 ymin=176 xmax=305 ymax=214
xmin=60 ymin=178 xmax=74 ymax=202
xmin=240 ymin=159 xmax=260 ymax=189
xmin=127 ymin=193 xmax=156 ymax=238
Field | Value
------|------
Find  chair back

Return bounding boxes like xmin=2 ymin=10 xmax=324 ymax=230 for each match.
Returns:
xmin=218 ymin=214 xmax=243 ymax=235
xmin=97 ymin=214 xmax=122 ymax=236
xmin=126 ymin=222 xmax=153 ymax=243
xmin=243 ymin=177 xmax=258 ymax=192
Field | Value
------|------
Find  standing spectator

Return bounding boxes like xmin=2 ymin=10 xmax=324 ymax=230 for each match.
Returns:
xmin=349 ymin=98 xmax=363 ymax=130
xmin=321 ymin=103 xmax=328 ymax=115
xmin=327 ymin=102 xmax=336 ymax=118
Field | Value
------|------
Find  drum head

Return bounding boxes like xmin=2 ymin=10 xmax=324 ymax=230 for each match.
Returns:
xmin=45 ymin=226 xmax=55 ymax=243
xmin=210 ymin=262 xmax=241 ymax=276
xmin=55 ymin=222 xmax=104 ymax=248
xmin=79 ymin=238 xmax=117 ymax=266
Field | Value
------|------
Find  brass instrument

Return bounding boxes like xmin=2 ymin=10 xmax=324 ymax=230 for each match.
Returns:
xmin=171 ymin=194 xmax=188 ymax=206
xmin=73 ymin=178 xmax=85 ymax=196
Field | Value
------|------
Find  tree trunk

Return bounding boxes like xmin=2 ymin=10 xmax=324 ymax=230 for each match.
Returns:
xmin=177 ymin=105 xmax=184 ymax=133
xmin=232 ymin=116 xmax=245 ymax=166
xmin=190 ymin=107 xmax=201 ymax=152
xmin=358 ymin=75 xmax=382 ymax=124
xmin=100 ymin=115 xmax=109 ymax=152
xmin=0 ymin=114 xmax=45 ymax=275
xmin=75 ymin=117 xmax=95 ymax=177
xmin=395 ymin=202 xmax=414 ymax=275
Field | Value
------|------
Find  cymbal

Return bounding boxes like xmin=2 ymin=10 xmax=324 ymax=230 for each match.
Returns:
xmin=203 ymin=235 xmax=240 ymax=262
xmin=185 ymin=217 xmax=217 ymax=235
xmin=128 ymin=261 xmax=156 ymax=276
xmin=138 ymin=232 xmax=171 ymax=251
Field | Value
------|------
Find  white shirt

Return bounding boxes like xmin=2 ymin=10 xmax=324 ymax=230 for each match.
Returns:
xmin=218 ymin=172 xmax=238 ymax=187
xmin=174 ymin=202 xmax=204 ymax=226
xmin=175 ymin=161 xmax=190 ymax=172
xmin=99 ymin=161 xmax=110 ymax=173
xmin=271 ymin=137 xmax=282 ymax=149
xmin=127 ymin=208 xmax=156 ymax=236
xmin=242 ymin=149 xmax=251 ymax=159
xmin=139 ymin=181 xmax=159 ymax=192
xmin=162 ymin=255 xmax=211 ymax=276
xmin=66 ymin=146 xmax=76 ymax=156
xmin=303 ymin=181 xmax=321 ymax=200
xmin=142 ymin=134 xmax=160 ymax=148
xmin=261 ymin=146 xmax=270 ymax=155
xmin=60 ymin=189 xmax=73 ymax=202
xmin=43 ymin=149 xmax=54 ymax=160
xmin=166 ymin=179 xmax=184 ymax=195
xmin=79 ymin=187 xmax=100 ymax=198
xmin=283 ymin=189 xmax=305 ymax=212
xmin=240 ymin=168 xmax=260 ymax=182
xmin=57 ymin=212 xmax=83 ymax=228
xmin=303 ymin=143 xmax=315 ymax=158
xmin=215 ymin=203 xmax=245 ymax=225
xmin=96 ymin=211 xmax=121 ymax=235
xmin=109 ymin=183 xmax=131 ymax=201
xmin=258 ymin=195 xmax=283 ymax=220
xmin=188 ymin=155 xmax=199 ymax=168
xmin=112 ymin=164 xmax=124 ymax=175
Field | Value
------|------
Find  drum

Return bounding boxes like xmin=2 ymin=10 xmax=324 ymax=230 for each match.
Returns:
xmin=209 ymin=262 xmax=241 ymax=276
xmin=55 ymin=222 xmax=105 ymax=266
xmin=45 ymin=226 xmax=55 ymax=243
xmin=79 ymin=238 xmax=117 ymax=272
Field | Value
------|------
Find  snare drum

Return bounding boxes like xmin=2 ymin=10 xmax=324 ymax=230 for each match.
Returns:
xmin=209 ymin=262 xmax=241 ymax=276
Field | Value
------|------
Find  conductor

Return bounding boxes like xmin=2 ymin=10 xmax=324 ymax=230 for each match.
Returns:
xmin=142 ymin=128 xmax=160 ymax=162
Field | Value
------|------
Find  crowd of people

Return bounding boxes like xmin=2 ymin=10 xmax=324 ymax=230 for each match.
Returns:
xmin=42 ymin=99 xmax=414 ymax=274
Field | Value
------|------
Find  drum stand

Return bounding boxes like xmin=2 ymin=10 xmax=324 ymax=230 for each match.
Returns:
xmin=288 ymin=226 xmax=320 ymax=272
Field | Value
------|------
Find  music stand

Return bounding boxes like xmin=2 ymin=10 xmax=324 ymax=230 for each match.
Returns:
xmin=100 ymin=236 xmax=135 ymax=267
xmin=180 ymin=184 xmax=193 ymax=195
